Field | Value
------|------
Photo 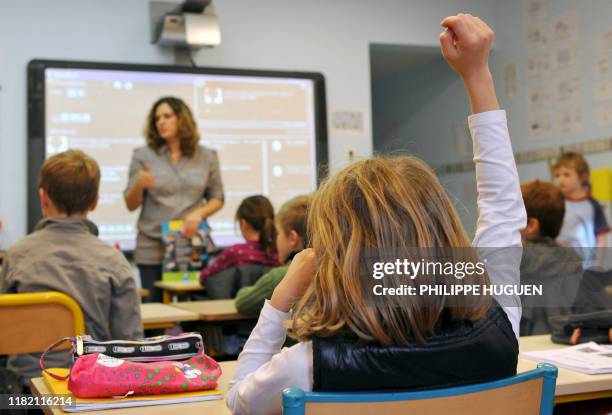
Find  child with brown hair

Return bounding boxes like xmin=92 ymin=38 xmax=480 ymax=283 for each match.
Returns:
xmin=227 ymin=14 xmax=526 ymax=413
xmin=519 ymin=180 xmax=582 ymax=335
xmin=199 ymin=195 xmax=279 ymax=282
xmin=552 ymin=152 xmax=609 ymax=266
xmin=1 ymin=150 xmax=143 ymax=384
xmin=234 ymin=195 xmax=311 ymax=315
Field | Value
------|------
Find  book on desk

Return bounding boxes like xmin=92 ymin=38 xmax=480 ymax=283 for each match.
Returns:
xmin=42 ymin=368 xmax=223 ymax=412
xmin=161 ymin=220 xmax=210 ymax=283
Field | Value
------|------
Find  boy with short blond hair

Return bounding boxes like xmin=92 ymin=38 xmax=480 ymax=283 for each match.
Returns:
xmin=1 ymin=150 xmax=143 ymax=383
xmin=552 ymin=152 xmax=609 ymax=266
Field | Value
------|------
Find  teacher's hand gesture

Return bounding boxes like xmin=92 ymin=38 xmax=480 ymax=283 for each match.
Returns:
xmin=137 ymin=164 xmax=156 ymax=190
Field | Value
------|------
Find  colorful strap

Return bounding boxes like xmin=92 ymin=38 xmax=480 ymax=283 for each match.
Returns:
xmin=39 ymin=337 xmax=73 ymax=381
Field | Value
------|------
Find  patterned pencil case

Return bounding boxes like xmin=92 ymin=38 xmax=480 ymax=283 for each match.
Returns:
xmin=71 ymin=332 xmax=205 ymax=362
xmin=67 ymin=353 xmax=221 ymax=398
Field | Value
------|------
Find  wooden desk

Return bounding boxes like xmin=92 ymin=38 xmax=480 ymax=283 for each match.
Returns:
xmin=172 ymin=300 xmax=254 ymax=322
xmin=153 ymin=281 xmax=204 ymax=304
xmin=29 ymin=336 xmax=612 ymax=413
xmin=138 ymin=289 xmax=151 ymax=298
xmin=518 ymin=334 xmax=612 ymax=403
xmin=30 ymin=360 xmax=237 ymax=415
xmin=140 ymin=303 xmax=200 ymax=330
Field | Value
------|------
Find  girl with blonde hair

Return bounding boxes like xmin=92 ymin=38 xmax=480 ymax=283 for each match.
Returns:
xmin=228 ymin=14 xmax=526 ymax=414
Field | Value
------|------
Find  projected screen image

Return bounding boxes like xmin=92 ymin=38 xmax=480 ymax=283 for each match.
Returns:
xmin=40 ymin=66 xmax=323 ymax=249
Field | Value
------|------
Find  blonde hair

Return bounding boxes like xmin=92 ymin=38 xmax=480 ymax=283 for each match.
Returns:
xmin=144 ymin=97 xmax=200 ymax=158
xmin=276 ymin=195 xmax=312 ymax=246
xmin=291 ymin=156 xmax=491 ymax=345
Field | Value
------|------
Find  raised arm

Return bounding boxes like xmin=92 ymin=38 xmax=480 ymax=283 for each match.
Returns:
xmin=441 ymin=14 xmax=527 ymax=339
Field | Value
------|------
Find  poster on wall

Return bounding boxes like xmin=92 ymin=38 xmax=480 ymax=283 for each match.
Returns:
xmin=556 ymin=106 xmax=583 ymax=134
xmin=595 ymin=105 xmax=612 ymax=127
xmin=504 ymin=64 xmax=518 ymax=98
xmin=551 ymin=11 xmax=578 ymax=44
xmin=555 ymin=76 xmax=581 ymax=103
xmin=592 ymin=31 xmax=612 ymax=77
xmin=593 ymin=80 xmax=612 ymax=102
xmin=528 ymin=111 xmax=553 ymax=140
xmin=526 ymin=0 xmax=548 ymax=23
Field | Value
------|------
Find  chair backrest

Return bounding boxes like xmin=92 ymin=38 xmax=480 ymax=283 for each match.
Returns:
xmin=283 ymin=364 xmax=557 ymax=415
xmin=205 ymin=264 xmax=273 ymax=299
xmin=0 ymin=291 xmax=85 ymax=354
xmin=572 ymin=269 xmax=612 ymax=313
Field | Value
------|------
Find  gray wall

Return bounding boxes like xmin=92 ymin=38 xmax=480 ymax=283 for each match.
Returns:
xmin=372 ymin=0 xmax=612 ymax=235
xmin=0 ymin=0 xmax=496 ymax=247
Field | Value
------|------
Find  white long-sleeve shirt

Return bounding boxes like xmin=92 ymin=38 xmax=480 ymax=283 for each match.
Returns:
xmin=226 ymin=110 xmax=527 ymax=415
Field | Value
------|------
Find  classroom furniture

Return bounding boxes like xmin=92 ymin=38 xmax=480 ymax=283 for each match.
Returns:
xmin=30 ymin=360 xmax=238 ymax=415
xmin=28 ymin=336 xmax=612 ymax=414
xmin=138 ymin=288 xmax=151 ymax=298
xmin=171 ymin=300 xmax=256 ymax=357
xmin=204 ymin=264 xmax=274 ymax=299
xmin=0 ymin=291 xmax=85 ymax=354
xmin=171 ymin=299 xmax=254 ymax=322
xmin=283 ymin=364 xmax=557 ymax=415
xmin=140 ymin=302 xmax=200 ymax=330
xmin=572 ymin=269 xmax=612 ymax=312
xmin=154 ymin=280 xmax=205 ymax=304
xmin=518 ymin=334 xmax=612 ymax=403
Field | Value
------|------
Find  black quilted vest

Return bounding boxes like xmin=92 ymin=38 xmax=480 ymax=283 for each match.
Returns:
xmin=312 ymin=302 xmax=518 ymax=391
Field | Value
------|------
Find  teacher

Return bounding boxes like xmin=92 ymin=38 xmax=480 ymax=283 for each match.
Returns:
xmin=124 ymin=96 xmax=224 ymax=302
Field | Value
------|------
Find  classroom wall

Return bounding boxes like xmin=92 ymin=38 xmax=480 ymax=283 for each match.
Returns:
xmin=372 ymin=0 xmax=612 ymax=235
xmin=0 ymin=0 xmax=496 ymax=248
xmin=372 ymin=51 xmax=476 ymax=230
xmin=492 ymin=0 xmax=612 ymax=177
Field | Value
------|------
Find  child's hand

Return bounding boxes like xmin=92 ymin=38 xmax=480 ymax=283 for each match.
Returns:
xmin=439 ymin=13 xmax=494 ymax=82
xmin=440 ymin=14 xmax=499 ymax=114
xmin=270 ymin=248 xmax=317 ymax=312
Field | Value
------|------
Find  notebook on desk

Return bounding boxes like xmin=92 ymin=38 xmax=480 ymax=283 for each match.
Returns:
xmin=42 ymin=368 xmax=223 ymax=412
xmin=522 ymin=342 xmax=612 ymax=375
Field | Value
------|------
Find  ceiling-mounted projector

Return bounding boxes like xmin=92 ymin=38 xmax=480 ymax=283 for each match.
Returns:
xmin=153 ymin=0 xmax=220 ymax=48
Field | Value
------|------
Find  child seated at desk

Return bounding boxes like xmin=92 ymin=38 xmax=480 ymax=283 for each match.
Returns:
xmin=234 ymin=195 xmax=311 ymax=315
xmin=227 ymin=14 xmax=525 ymax=414
xmin=519 ymin=180 xmax=583 ymax=335
xmin=199 ymin=195 xmax=279 ymax=283
xmin=0 ymin=150 xmax=143 ymax=384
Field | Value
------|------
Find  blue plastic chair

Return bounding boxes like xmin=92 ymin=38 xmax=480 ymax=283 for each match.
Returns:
xmin=283 ymin=363 xmax=557 ymax=415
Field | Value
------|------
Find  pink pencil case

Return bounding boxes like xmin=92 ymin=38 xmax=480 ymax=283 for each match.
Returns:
xmin=66 ymin=352 xmax=221 ymax=398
